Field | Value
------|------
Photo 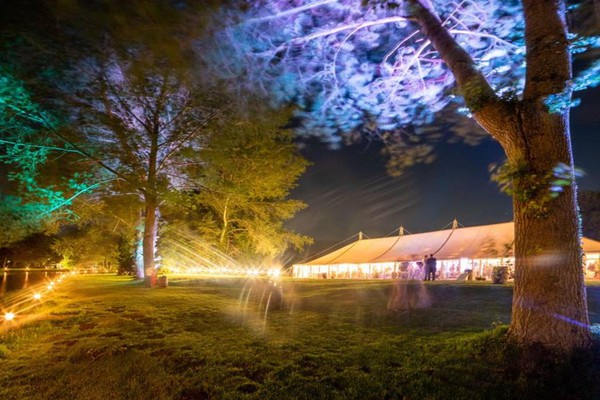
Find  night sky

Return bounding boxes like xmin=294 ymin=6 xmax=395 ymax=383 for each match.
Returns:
xmin=0 ymin=1 xmax=597 ymax=261
xmin=290 ymin=86 xmax=600 ymax=254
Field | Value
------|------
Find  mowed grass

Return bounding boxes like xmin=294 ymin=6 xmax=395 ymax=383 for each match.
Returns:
xmin=0 ymin=276 xmax=599 ymax=400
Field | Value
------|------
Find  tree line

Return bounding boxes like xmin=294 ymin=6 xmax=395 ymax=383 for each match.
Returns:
xmin=0 ymin=1 xmax=310 ymax=278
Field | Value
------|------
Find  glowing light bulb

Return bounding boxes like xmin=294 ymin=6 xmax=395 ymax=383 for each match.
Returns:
xmin=270 ymin=269 xmax=281 ymax=278
xmin=47 ymin=285 xmax=53 ymax=290
xmin=4 ymin=312 xmax=15 ymax=321
xmin=33 ymin=293 xmax=42 ymax=300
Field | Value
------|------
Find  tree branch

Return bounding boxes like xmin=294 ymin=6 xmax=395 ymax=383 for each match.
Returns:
xmin=522 ymin=0 xmax=571 ymax=100
xmin=408 ymin=0 xmax=517 ymax=149
xmin=0 ymin=139 xmax=83 ymax=155
xmin=409 ymin=0 xmax=498 ymax=110
xmin=50 ymin=128 xmax=143 ymax=194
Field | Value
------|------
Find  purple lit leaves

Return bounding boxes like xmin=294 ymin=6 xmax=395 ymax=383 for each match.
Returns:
xmin=207 ymin=0 xmax=526 ymax=141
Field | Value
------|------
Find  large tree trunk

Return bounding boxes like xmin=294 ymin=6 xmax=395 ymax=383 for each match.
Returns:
xmin=501 ymin=102 xmax=591 ymax=351
xmin=412 ymin=0 xmax=591 ymax=352
xmin=505 ymin=0 xmax=592 ymax=351
xmin=143 ymin=124 xmax=160 ymax=287
xmin=142 ymin=195 xmax=158 ymax=287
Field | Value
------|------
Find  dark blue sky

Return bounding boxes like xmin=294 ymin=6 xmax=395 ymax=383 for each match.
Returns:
xmin=289 ymin=87 xmax=600 ymax=253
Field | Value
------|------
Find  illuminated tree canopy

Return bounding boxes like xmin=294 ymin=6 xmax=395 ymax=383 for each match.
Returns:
xmin=0 ymin=68 xmax=102 ymax=235
xmin=0 ymin=2 xmax=313 ymax=277
xmin=0 ymin=43 xmax=216 ymax=279
xmin=209 ymin=1 xmax=527 ymax=131
xmin=166 ymin=112 xmax=311 ymax=261
xmin=206 ymin=0 xmax=599 ymax=172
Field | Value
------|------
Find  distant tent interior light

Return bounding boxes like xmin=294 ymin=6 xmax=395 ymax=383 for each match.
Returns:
xmin=293 ymin=221 xmax=600 ymax=280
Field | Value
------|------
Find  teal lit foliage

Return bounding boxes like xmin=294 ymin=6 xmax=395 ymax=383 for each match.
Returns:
xmin=207 ymin=0 xmax=527 ymax=144
xmin=0 ymin=68 xmax=100 ymax=225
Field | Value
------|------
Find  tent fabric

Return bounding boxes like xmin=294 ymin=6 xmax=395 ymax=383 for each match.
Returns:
xmin=302 ymin=222 xmax=600 ymax=266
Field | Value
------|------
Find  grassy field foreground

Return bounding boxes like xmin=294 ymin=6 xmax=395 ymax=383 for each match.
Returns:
xmin=1 ymin=275 xmax=599 ymax=400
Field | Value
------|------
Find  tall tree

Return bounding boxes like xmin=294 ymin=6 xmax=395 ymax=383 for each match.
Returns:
xmin=64 ymin=50 xmax=216 ymax=283
xmin=207 ymin=1 xmax=600 ymax=351
xmin=0 ymin=2 xmax=219 ymax=284
xmin=170 ymin=113 xmax=311 ymax=262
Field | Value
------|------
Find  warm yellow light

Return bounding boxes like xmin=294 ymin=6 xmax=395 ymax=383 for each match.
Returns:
xmin=47 ymin=285 xmax=53 ymax=290
xmin=270 ymin=269 xmax=281 ymax=278
xmin=33 ymin=293 xmax=42 ymax=300
xmin=4 ymin=312 xmax=15 ymax=321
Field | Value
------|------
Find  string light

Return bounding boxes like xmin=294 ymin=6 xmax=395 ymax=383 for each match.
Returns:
xmin=2 ymin=272 xmax=73 ymax=326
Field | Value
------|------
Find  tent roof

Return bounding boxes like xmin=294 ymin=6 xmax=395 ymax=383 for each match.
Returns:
xmin=299 ymin=222 xmax=600 ymax=266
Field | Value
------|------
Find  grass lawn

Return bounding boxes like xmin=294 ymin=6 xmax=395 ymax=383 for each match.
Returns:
xmin=1 ymin=275 xmax=599 ymax=400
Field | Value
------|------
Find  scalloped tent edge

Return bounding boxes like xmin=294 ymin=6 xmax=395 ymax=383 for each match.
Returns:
xmin=292 ymin=221 xmax=600 ymax=280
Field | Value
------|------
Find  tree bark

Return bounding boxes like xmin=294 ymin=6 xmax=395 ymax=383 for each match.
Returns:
xmin=219 ymin=196 xmax=230 ymax=246
xmin=497 ymin=102 xmax=591 ymax=351
xmin=412 ymin=0 xmax=592 ymax=351
xmin=143 ymin=123 xmax=160 ymax=287
xmin=509 ymin=0 xmax=591 ymax=351
xmin=142 ymin=195 xmax=158 ymax=287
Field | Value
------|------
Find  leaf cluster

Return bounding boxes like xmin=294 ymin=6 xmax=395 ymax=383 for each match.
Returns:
xmin=163 ymin=112 xmax=312 ymax=261
xmin=490 ymin=160 xmax=583 ymax=218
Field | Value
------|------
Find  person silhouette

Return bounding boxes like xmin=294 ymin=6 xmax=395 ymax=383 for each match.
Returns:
xmin=428 ymin=253 xmax=437 ymax=281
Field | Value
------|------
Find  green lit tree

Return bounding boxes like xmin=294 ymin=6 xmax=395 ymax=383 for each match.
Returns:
xmin=0 ymin=66 xmax=105 ymax=245
xmin=163 ymin=112 xmax=311 ymax=264
xmin=0 ymin=2 xmax=220 ymax=284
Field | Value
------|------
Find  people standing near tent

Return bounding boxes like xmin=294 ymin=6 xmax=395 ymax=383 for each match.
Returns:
xmin=423 ymin=255 xmax=430 ymax=281
xmin=415 ymin=261 xmax=424 ymax=280
xmin=427 ymin=254 xmax=438 ymax=281
xmin=387 ymin=264 xmax=432 ymax=311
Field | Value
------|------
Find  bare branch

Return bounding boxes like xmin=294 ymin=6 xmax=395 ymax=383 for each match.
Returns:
xmin=410 ymin=0 xmax=498 ymax=109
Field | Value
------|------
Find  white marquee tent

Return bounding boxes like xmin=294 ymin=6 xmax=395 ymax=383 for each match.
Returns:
xmin=293 ymin=221 xmax=600 ymax=280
